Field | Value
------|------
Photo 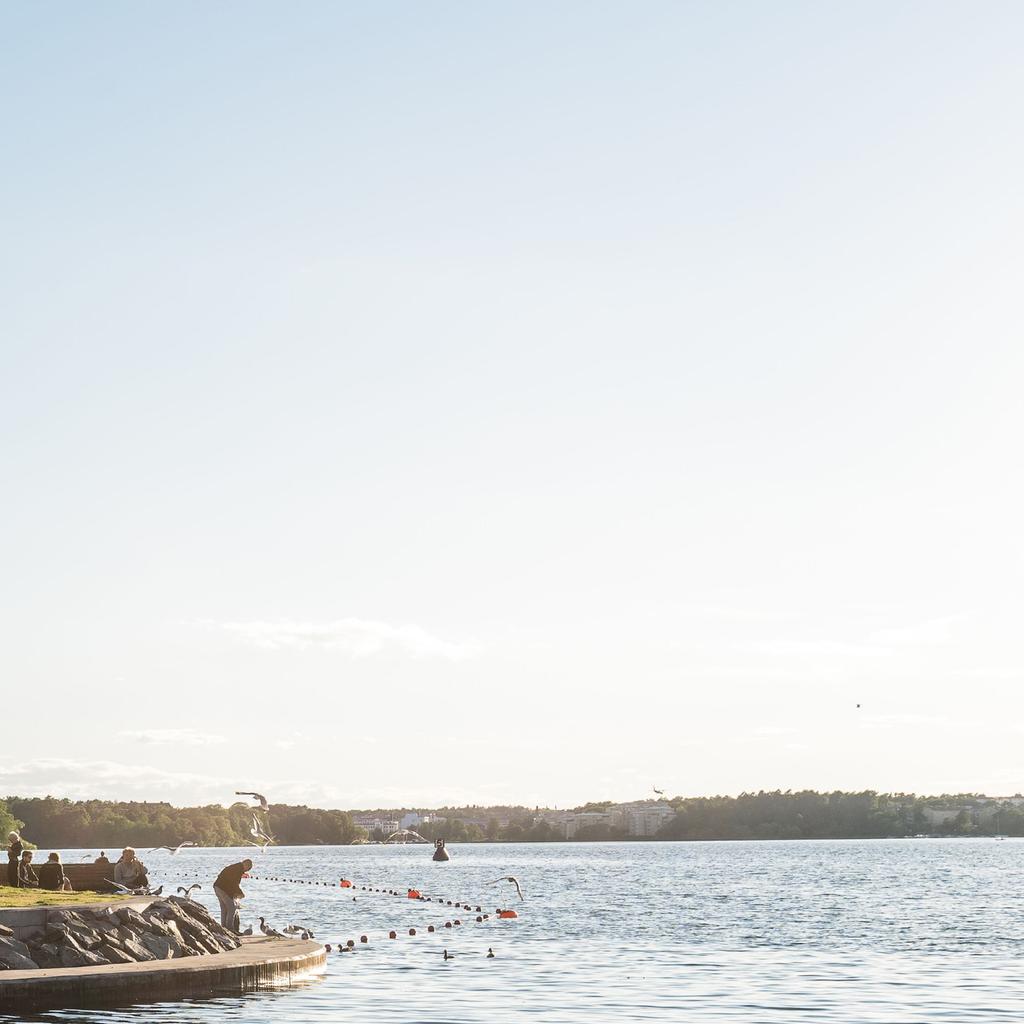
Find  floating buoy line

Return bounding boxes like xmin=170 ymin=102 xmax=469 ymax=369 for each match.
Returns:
xmin=158 ymin=869 xmax=521 ymax=953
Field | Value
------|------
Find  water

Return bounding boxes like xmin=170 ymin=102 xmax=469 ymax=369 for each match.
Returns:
xmin=5 ymin=840 xmax=1024 ymax=1022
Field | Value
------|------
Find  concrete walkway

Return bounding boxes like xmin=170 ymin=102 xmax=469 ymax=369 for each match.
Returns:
xmin=0 ymin=936 xmax=325 ymax=1011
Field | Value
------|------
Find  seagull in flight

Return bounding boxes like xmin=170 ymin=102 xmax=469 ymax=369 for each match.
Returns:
xmin=106 ymin=879 xmax=148 ymax=895
xmin=149 ymin=841 xmax=198 ymax=855
xmin=236 ymin=791 xmax=270 ymax=813
xmin=384 ymin=828 xmax=428 ymax=844
xmin=653 ymin=786 xmax=665 ymax=797
xmin=488 ymin=875 xmax=524 ymax=900
xmin=247 ymin=814 xmax=276 ymax=849
xmin=177 ymin=884 xmax=202 ymax=900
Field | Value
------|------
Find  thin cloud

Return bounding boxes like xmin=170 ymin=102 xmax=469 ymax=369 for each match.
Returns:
xmin=120 ymin=728 xmax=225 ymax=747
xmin=0 ymin=758 xmax=234 ymax=802
xmin=205 ymin=618 xmax=478 ymax=660
xmin=869 ymin=613 xmax=970 ymax=647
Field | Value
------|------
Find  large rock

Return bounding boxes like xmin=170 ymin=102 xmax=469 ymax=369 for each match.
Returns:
xmin=29 ymin=943 xmax=62 ymax=969
xmin=0 ymin=937 xmax=38 ymax=971
xmin=97 ymin=943 xmax=135 ymax=965
xmin=59 ymin=946 xmax=107 ymax=968
xmin=0 ymin=923 xmax=14 ymax=938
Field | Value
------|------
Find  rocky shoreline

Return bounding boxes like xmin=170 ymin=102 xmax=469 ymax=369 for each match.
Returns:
xmin=0 ymin=897 xmax=241 ymax=971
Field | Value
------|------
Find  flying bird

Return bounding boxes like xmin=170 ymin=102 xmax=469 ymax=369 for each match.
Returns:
xmin=149 ymin=841 xmax=198 ymax=855
xmin=653 ymin=786 xmax=665 ymax=797
xmin=106 ymin=879 xmax=146 ymax=895
xmin=177 ymin=884 xmax=202 ymax=900
xmin=384 ymin=828 xmax=428 ymax=844
xmin=236 ymin=791 xmax=270 ymax=813
xmin=488 ymin=875 xmax=524 ymax=900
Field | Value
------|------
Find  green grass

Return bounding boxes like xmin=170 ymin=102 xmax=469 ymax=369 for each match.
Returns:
xmin=0 ymin=885 xmax=125 ymax=908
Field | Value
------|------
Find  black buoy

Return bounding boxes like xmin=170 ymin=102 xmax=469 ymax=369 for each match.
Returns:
xmin=432 ymin=838 xmax=451 ymax=862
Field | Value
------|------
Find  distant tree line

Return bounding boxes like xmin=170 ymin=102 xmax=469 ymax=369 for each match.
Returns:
xmin=2 ymin=797 xmax=364 ymax=850
xmin=3 ymin=791 xmax=1023 ymax=850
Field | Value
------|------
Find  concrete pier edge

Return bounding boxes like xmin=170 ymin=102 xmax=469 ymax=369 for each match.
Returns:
xmin=0 ymin=933 xmax=326 ymax=1011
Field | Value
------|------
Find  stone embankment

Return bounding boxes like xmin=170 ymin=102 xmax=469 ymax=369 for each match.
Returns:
xmin=0 ymin=896 xmax=239 ymax=970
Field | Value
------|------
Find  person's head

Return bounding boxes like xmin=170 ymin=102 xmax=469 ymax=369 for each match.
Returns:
xmin=7 ymin=831 xmax=19 ymax=844
xmin=48 ymin=852 xmax=60 ymax=863
xmin=242 ymin=858 xmax=253 ymax=871
xmin=21 ymin=850 xmax=33 ymax=862
xmin=122 ymin=847 xmax=136 ymax=862
xmin=99 ymin=850 xmax=106 ymax=857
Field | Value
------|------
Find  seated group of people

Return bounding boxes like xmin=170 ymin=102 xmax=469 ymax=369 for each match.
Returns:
xmin=16 ymin=848 xmax=74 ymax=891
xmin=7 ymin=831 xmax=149 ymax=892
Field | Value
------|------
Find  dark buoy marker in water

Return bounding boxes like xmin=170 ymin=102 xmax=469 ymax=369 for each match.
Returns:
xmin=487 ymin=948 xmax=495 ymax=958
xmin=433 ymin=838 xmax=451 ymax=862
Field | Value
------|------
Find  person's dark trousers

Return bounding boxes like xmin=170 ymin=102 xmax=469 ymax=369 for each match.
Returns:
xmin=6 ymin=861 xmax=19 ymax=887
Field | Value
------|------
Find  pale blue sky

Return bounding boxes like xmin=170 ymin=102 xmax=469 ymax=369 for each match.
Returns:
xmin=3 ymin=2 xmax=1024 ymax=808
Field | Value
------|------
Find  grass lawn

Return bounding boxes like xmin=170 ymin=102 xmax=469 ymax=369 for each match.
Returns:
xmin=0 ymin=885 xmax=124 ymax=908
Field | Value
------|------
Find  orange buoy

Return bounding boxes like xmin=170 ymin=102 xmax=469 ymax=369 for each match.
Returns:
xmin=408 ymin=889 xmax=421 ymax=899
xmin=340 ymin=879 xmax=353 ymax=888
xmin=498 ymin=910 xmax=518 ymax=920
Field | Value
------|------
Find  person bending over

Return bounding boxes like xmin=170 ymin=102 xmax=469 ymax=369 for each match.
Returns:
xmin=213 ymin=858 xmax=253 ymax=932
xmin=114 ymin=847 xmax=149 ymax=890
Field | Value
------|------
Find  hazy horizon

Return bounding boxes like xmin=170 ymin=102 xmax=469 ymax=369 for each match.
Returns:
xmin=4 ymin=2 xmax=1024 ymax=809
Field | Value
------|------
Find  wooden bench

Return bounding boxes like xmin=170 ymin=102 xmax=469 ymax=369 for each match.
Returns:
xmin=24 ymin=862 xmax=126 ymax=893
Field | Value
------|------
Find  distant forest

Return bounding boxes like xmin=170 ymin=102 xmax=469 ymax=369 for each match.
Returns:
xmin=3 ymin=791 xmax=1023 ymax=850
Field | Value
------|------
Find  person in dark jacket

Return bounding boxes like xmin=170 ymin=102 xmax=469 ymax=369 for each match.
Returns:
xmin=38 ymin=852 xmax=73 ymax=891
xmin=94 ymin=851 xmax=110 ymax=865
xmin=6 ymin=831 xmax=24 ymax=888
xmin=19 ymin=850 xmax=39 ymax=887
xmin=213 ymin=858 xmax=252 ymax=932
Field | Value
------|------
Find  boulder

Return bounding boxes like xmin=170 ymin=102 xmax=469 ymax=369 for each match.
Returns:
xmin=140 ymin=933 xmax=177 ymax=960
xmin=59 ymin=946 xmax=104 ymax=969
xmin=29 ymin=943 xmax=62 ymax=969
xmin=0 ymin=937 xmax=39 ymax=971
xmin=97 ymin=943 xmax=135 ymax=965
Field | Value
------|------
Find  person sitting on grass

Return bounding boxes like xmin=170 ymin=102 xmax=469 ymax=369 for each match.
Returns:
xmin=19 ymin=849 xmax=39 ymax=888
xmin=113 ymin=847 xmax=149 ymax=890
xmin=38 ymin=852 xmax=73 ymax=892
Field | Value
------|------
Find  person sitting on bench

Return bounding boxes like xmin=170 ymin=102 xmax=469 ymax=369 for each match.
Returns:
xmin=38 ymin=852 xmax=73 ymax=891
xmin=114 ymin=847 xmax=149 ymax=890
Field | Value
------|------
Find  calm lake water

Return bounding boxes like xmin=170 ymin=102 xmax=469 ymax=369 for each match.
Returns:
xmin=6 ymin=839 xmax=1024 ymax=1023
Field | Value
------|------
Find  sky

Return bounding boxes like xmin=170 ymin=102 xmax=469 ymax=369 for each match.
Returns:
xmin=3 ymin=1 xmax=1024 ymax=811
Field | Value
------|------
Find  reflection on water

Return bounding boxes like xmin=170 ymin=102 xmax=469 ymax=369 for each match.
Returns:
xmin=5 ymin=839 xmax=1024 ymax=1022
